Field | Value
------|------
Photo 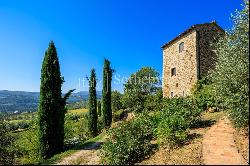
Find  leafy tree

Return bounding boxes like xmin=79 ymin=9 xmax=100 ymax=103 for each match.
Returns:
xmin=97 ymin=100 xmax=102 ymax=117
xmin=122 ymin=67 xmax=161 ymax=112
xmin=144 ymin=88 xmax=163 ymax=112
xmin=38 ymin=41 xmax=74 ymax=159
xmin=88 ymin=69 xmax=98 ymax=136
xmin=111 ymin=90 xmax=123 ymax=112
xmin=102 ymin=59 xmax=113 ymax=128
xmin=210 ymin=1 xmax=249 ymax=128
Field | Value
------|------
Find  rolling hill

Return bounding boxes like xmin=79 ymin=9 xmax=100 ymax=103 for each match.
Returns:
xmin=0 ymin=90 xmax=101 ymax=113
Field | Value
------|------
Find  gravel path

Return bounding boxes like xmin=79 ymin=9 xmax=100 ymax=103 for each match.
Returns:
xmin=55 ymin=141 xmax=103 ymax=165
xmin=202 ymin=117 xmax=247 ymax=165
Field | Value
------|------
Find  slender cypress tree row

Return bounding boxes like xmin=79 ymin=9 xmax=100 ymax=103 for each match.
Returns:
xmin=102 ymin=59 xmax=113 ymax=128
xmin=38 ymin=41 xmax=74 ymax=159
xmin=88 ymin=69 xmax=98 ymax=136
xmin=97 ymin=101 xmax=102 ymax=117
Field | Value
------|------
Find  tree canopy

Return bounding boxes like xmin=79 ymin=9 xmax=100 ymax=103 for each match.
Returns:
xmin=210 ymin=1 xmax=249 ymax=128
xmin=122 ymin=67 xmax=161 ymax=112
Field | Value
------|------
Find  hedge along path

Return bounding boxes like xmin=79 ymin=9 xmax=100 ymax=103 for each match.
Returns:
xmin=202 ymin=117 xmax=247 ymax=165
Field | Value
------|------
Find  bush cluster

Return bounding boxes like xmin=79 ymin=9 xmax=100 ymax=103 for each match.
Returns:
xmin=192 ymin=78 xmax=218 ymax=111
xmin=13 ymin=122 xmax=41 ymax=165
xmin=100 ymin=114 xmax=154 ymax=165
xmin=8 ymin=120 xmax=32 ymax=131
xmin=64 ymin=113 xmax=89 ymax=142
xmin=100 ymin=97 xmax=203 ymax=164
xmin=162 ymin=97 xmax=202 ymax=128
xmin=146 ymin=97 xmax=201 ymax=147
xmin=0 ymin=119 xmax=17 ymax=165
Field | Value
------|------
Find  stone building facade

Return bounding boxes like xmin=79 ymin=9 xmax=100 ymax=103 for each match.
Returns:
xmin=162 ymin=22 xmax=224 ymax=98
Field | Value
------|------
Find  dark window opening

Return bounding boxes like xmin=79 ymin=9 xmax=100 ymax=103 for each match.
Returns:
xmin=171 ymin=68 xmax=176 ymax=76
xmin=171 ymin=92 xmax=174 ymax=97
xmin=179 ymin=42 xmax=184 ymax=53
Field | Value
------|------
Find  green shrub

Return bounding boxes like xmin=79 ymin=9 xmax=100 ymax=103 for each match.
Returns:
xmin=100 ymin=114 xmax=153 ymax=165
xmin=156 ymin=115 xmax=188 ymax=146
xmin=17 ymin=129 xmax=41 ymax=164
xmin=144 ymin=89 xmax=163 ymax=112
xmin=0 ymin=119 xmax=18 ymax=165
xmin=8 ymin=120 xmax=32 ymax=131
xmin=64 ymin=114 xmax=89 ymax=142
xmin=163 ymin=97 xmax=202 ymax=128
xmin=111 ymin=91 xmax=123 ymax=112
xmin=192 ymin=78 xmax=219 ymax=111
xmin=155 ymin=97 xmax=202 ymax=146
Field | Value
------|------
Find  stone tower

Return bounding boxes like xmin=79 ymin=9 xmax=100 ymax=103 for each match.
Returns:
xmin=162 ymin=22 xmax=224 ymax=98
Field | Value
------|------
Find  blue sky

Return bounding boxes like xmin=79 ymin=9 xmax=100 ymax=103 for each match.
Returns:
xmin=0 ymin=0 xmax=243 ymax=92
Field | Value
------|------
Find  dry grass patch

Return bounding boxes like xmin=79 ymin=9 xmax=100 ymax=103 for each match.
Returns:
xmin=139 ymin=129 xmax=204 ymax=165
xmin=234 ymin=128 xmax=249 ymax=164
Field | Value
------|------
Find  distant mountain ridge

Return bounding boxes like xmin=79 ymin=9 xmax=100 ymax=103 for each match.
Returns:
xmin=0 ymin=90 xmax=101 ymax=113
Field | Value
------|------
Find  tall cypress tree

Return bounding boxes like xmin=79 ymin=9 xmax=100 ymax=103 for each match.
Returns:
xmin=102 ymin=59 xmax=113 ymax=128
xmin=97 ymin=100 xmax=102 ymax=117
xmin=38 ymin=41 xmax=74 ymax=159
xmin=88 ymin=69 xmax=98 ymax=136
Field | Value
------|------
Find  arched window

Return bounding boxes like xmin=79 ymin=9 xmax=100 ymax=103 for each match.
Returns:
xmin=179 ymin=42 xmax=184 ymax=53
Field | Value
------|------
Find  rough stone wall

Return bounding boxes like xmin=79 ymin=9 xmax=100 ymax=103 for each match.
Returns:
xmin=196 ymin=24 xmax=224 ymax=78
xmin=162 ymin=30 xmax=198 ymax=97
xmin=162 ymin=23 xmax=224 ymax=98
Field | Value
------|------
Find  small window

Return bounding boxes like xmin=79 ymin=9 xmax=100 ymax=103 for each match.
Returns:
xmin=179 ymin=42 xmax=184 ymax=53
xmin=183 ymin=91 xmax=185 ymax=96
xmin=176 ymin=83 xmax=178 ymax=87
xmin=171 ymin=68 xmax=176 ymax=76
xmin=171 ymin=92 xmax=174 ymax=97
